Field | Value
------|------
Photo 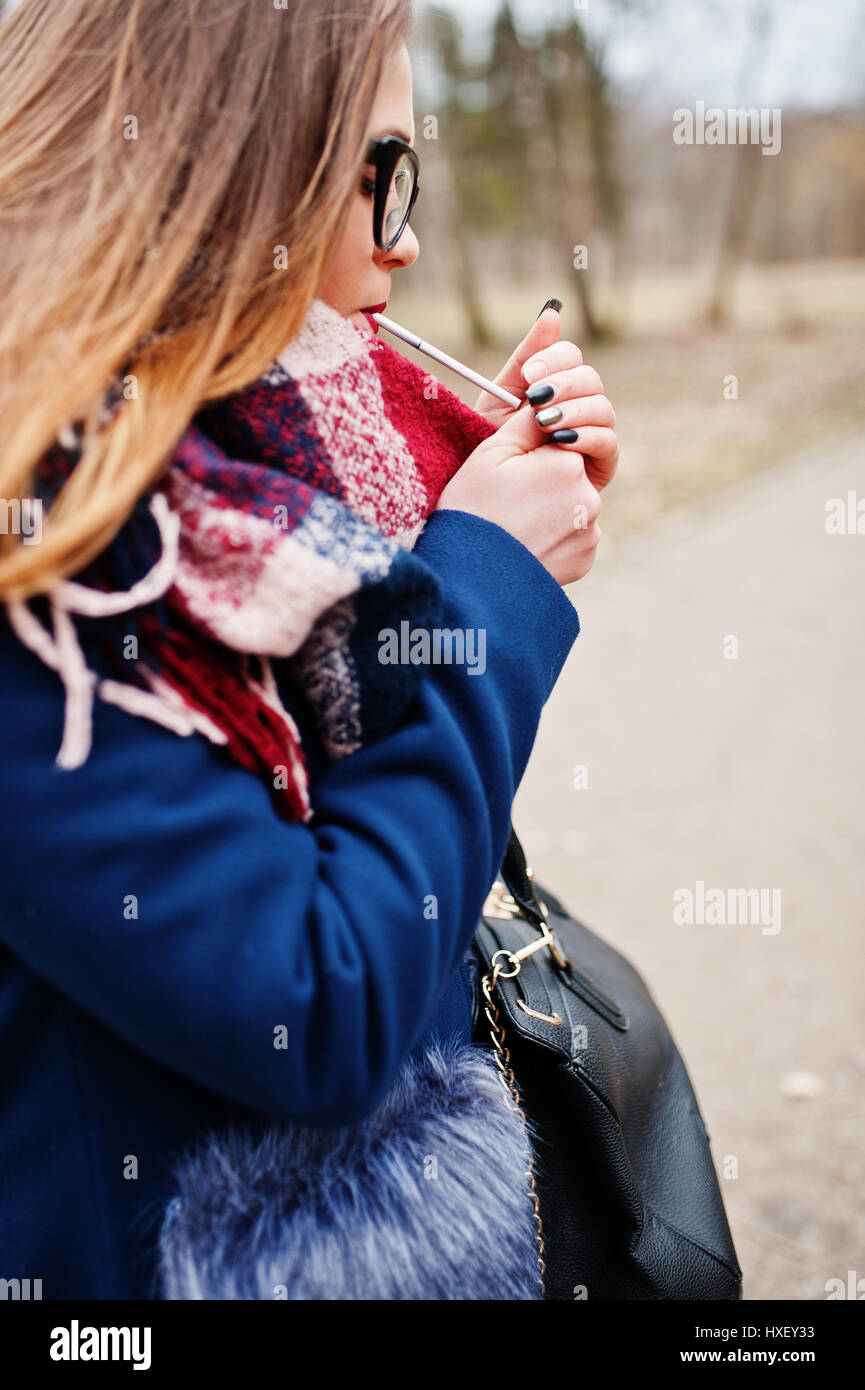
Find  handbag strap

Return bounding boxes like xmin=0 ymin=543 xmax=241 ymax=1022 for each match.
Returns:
xmin=499 ymin=822 xmax=547 ymax=931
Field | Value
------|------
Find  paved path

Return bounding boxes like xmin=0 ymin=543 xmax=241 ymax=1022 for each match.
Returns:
xmin=511 ymin=430 xmax=865 ymax=1301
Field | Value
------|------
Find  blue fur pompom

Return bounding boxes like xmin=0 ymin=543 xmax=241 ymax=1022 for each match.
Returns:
xmin=158 ymin=1039 xmax=544 ymax=1300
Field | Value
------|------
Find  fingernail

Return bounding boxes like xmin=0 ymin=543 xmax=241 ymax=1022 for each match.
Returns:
xmin=535 ymin=405 xmax=564 ymax=427
xmin=551 ymin=428 xmax=579 ymax=444
xmin=526 ymin=381 xmax=555 ymax=405
xmin=536 ymin=297 xmax=563 ymax=320
xmin=522 ymin=360 xmax=548 ymax=384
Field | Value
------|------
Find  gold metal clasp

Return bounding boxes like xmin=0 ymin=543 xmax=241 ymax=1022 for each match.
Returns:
xmin=482 ymin=880 xmax=519 ymax=919
xmin=484 ymin=916 xmax=569 ymax=983
xmin=482 ymin=863 xmax=569 ymax=984
xmin=482 ymin=877 xmax=550 ymax=922
xmin=510 ymin=917 xmax=569 ymax=972
xmin=517 ymin=999 xmax=563 ymax=1026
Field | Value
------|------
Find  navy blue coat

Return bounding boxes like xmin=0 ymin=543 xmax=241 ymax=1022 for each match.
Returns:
xmin=0 ymin=507 xmax=580 ymax=1298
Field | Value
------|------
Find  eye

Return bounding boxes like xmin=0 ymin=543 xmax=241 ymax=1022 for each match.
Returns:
xmin=360 ymin=176 xmax=376 ymax=197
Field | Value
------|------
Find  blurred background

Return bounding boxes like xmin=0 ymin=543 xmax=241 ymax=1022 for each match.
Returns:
xmin=393 ymin=0 xmax=864 ymax=1302
xmin=400 ymin=0 xmax=865 ymax=532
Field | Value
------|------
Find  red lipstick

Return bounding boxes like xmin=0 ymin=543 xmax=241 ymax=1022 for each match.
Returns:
xmin=359 ymin=301 xmax=388 ymax=334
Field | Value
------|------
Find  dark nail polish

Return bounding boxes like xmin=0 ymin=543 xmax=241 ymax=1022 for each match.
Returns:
xmin=526 ymin=382 xmax=555 ymax=405
xmin=551 ymin=428 xmax=579 ymax=444
xmin=536 ymin=297 xmax=563 ymax=320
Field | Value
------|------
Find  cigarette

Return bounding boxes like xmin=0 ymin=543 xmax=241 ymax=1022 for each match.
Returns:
xmin=371 ymin=312 xmax=524 ymax=410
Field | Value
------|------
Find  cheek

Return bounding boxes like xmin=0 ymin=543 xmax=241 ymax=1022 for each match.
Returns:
xmin=322 ymin=198 xmax=375 ymax=295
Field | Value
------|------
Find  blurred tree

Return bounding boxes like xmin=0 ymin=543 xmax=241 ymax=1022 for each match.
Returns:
xmin=540 ymin=10 xmax=619 ymax=340
xmin=418 ymin=5 xmax=497 ymax=346
xmin=420 ymin=1 xmax=628 ymax=343
xmin=706 ymin=0 xmax=775 ymax=326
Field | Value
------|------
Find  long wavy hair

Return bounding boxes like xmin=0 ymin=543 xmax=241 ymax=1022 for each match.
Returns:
xmin=0 ymin=0 xmax=413 ymax=600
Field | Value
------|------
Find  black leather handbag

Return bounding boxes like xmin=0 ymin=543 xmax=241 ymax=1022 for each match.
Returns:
xmin=471 ymin=824 xmax=743 ymax=1301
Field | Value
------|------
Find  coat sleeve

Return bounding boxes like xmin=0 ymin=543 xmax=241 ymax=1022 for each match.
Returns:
xmin=0 ymin=508 xmax=580 ymax=1127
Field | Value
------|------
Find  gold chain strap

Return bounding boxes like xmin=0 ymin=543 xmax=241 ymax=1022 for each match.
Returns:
xmin=480 ymin=959 xmax=547 ymax=1294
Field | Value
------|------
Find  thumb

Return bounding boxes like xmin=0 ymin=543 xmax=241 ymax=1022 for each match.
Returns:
xmin=484 ymin=374 xmax=557 ymax=457
xmin=485 ymin=299 xmax=563 ymax=405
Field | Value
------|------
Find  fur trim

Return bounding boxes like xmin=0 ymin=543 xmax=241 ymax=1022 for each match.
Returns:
xmin=157 ymin=1040 xmax=543 ymax=1300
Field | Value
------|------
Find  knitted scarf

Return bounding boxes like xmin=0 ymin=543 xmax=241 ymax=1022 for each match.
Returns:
xmin=9 ymin=299 xmax=497 ymax=823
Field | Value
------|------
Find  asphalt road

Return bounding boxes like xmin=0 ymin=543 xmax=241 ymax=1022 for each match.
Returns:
xmin=511 ymin=429 xmax=865 ymax=1301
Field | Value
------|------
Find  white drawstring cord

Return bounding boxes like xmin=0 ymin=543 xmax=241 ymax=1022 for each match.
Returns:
xmin=55 ymin=490 xmax=180 ymax=618
xmin=3 ymin=491 xmax=220 ymax=768
xmin=6 ymin=491 xmax=310 ymax=817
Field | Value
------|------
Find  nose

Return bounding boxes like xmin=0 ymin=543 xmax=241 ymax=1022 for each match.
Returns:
xmin=381 ymin=221 xmax=419 ymax=269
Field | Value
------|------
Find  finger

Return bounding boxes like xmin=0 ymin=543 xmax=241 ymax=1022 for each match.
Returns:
xmin=524 ymin=365 xmax=605 ymax=408
xmin=544 ymin=426 xmax=619 ymax=491
xmin=483 ymin=387 xmax=557 ymax=458
xmin=530 ymin=392 xmax=615 ymax=430
xmin=479 ymin=307 xmax=565 ymax=408
xmin=521 ymin=340 xmax=590 ymax=387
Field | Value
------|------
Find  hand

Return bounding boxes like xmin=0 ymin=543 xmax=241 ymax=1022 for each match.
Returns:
xmin=474 ymin=306 xmax=620 ymax=495
xmin=437 ymin=377 xmax=603 ymax=587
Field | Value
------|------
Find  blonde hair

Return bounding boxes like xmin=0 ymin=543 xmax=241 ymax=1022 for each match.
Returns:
xmin=0 ymin=0 xmax=413 ymax=600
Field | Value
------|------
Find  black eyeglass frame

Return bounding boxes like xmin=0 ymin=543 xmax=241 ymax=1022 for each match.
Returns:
xmin=366 ymin=135 xmax=420 ymax=251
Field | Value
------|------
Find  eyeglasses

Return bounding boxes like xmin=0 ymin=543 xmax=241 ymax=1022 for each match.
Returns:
xmin=365 ymin=135 xmax=420 ymax=251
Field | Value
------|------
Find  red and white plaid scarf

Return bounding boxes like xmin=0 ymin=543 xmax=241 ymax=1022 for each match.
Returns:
xmin=8 ymin=299 xmax=496 ymax=822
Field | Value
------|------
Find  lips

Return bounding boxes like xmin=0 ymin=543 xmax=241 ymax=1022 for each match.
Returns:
xmin=359 ymin=301 xmax=387 ymax=335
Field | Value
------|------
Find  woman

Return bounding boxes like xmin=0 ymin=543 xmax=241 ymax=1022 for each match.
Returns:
xmin=0 ymin=0 xmax=618 ymax=1299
